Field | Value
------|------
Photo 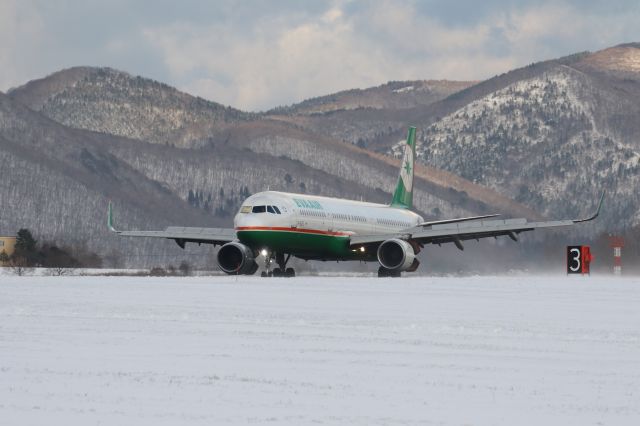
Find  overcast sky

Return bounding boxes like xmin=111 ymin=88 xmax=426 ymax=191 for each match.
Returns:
xmin=2 ymin=0 xmax=639 ymax=111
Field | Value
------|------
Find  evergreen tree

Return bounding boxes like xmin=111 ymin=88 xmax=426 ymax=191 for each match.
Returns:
xmin=14 ymin=228 xmax=39 ymax=266
xmin=0 ymin=250 xmax=9 ymax=265
xmin=40 ymin=243 xmax=81 ymax=269
xmin=284 ymin=173 xmax=293 ymax=185
xmin=241 ymin=186 xmax=250 ymax=199
xmin=178 ymin=261 xmax=192 ymax=276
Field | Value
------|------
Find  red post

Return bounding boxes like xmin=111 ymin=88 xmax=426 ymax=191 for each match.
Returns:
xmin=581 ymin=246 xmax=592 ymax=275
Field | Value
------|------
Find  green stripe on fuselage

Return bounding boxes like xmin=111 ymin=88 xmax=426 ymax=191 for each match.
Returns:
xmin=237 ymin=229 xmax=372 ymax=260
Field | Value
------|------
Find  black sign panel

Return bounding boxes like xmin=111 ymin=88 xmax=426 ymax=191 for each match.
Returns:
xmin=567 ymin=246 xmax=582 ymax=274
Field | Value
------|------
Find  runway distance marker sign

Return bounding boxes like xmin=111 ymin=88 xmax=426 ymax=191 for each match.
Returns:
xmin=567 ymin=245 xmax=592 ymax=275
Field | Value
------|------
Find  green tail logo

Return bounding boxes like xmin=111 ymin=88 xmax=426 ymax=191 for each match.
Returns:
xmin=391 ymin=126 xmax=416 ymax=209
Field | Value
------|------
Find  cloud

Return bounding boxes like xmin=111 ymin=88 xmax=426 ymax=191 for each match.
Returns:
xmin=2 ymin=1 xmax=640 ymax=110
xmin=142 ymin=3 xmax=462 ymax=110
xmin=142 ymin=2 xmax=520 ymax=110
xmin=142 ymin=7 xmax=394 ymax=110
xmin=0 ymin=0 xmax=46 ymax=91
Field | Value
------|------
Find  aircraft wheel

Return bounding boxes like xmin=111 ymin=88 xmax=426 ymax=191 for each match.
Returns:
xmin=285 ymin=268 xmax=295 ymax=278
xmin=273 ymin=268 xmax=282 ymax=277
xmin=260 ymin=271 xmax=268 ymax=278
xmin=378 ymin=267 xmax=401 ymax=278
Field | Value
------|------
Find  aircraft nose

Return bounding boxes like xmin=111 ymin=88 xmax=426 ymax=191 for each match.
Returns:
xmin=235 ymin=213 xmax=262 ymax=228
xmin=235 ymin=210 xmax=286 ymax=228
xmin=234 ymin=213 xmax=246 ymax=228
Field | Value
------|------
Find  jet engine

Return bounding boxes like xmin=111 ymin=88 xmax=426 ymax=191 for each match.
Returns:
xmin=377 ymin=238 xmax=416 ymax=272
xmin=217 ymin=242 xmax=259 ymax=275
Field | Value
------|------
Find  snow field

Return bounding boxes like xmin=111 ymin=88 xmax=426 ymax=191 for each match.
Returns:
xmin=1 ymin=275 xmax=639 ymax=425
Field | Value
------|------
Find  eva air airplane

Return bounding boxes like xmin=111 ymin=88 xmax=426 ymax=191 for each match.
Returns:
xmin=108 ymin=127 xmax=603 ymax=277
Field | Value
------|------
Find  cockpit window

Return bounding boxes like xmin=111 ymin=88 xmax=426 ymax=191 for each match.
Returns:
xmin=247 ymin=205 xmax=281 ymax=214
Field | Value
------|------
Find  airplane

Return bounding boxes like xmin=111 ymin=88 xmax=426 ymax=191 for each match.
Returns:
xmin=108 ymin=126 xmax=604 ymax=277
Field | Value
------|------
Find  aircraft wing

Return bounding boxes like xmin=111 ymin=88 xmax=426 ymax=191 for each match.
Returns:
xmin=418 ymin=214 xmax=501 ymax=227
xmin=108 ymin=203 xmax=235 ymax=248
xmin=350 ymin=192 xmax=604 ymax=250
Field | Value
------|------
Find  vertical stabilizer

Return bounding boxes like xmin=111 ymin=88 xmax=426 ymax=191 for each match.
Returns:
xmin=107 ymin=201 xmax=118 ymax=233
xmin=391 ymin=126 xmax=416 ymax=209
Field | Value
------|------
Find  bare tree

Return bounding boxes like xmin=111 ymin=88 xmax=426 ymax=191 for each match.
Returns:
xmin=8 ymin=256 xmax=34 ymax=276
xmin=47 ymin=266 xmax=74 ymax=276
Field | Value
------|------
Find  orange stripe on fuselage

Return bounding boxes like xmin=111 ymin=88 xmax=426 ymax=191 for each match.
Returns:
xmin=235 ymin=226 xmax=352 ymax=237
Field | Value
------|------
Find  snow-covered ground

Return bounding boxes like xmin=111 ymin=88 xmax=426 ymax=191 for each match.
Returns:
xmin=1 ymin=275 xmax=639 ymax=425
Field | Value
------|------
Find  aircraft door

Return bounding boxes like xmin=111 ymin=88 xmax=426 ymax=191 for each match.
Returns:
xmin=295 ymin=212 xmax=305 ymax=229
xmin=317 ymin=211 xmax=328 ymax=232
xmin=292 ymin=208 xmax=305 ymax=229
xmin=326 ymin=212 xmax=334 ymax=233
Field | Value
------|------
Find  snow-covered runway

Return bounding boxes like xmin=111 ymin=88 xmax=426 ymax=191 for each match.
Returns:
xmin=1 ymin=275 xmax=639 ymax=425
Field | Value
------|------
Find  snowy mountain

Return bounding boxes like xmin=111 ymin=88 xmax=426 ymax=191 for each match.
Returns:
xmin=391 ymin=45 xmax=640 ymax=230
xmin=8 ymin=67 xmax=252 ymax=148
xmin=269 ymin=80 xmax=476 ymax=115
xmin=6 ymin=66 xmax=539 ymax=222
xmin=0 ymin=92 xmax=413 ymax=266
xmin=2 ymin=88 xmax=524 ymax=267
xmin=2 ymin=43 xmax=639 ymax=269
xmin=0 ymin=90 xmax=224 ymax=266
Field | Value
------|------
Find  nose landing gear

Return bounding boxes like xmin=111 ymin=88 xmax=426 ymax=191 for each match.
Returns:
xmin=260 ymin=252 xmax=273 ymax=277
xmin=261 ymin=252 xmax=295 ymax=278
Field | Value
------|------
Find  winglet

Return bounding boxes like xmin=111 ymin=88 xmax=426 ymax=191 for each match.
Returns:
xmin=107 ymin=201 xmax=119 ymax=233
xmin=573 ymin=191 xmax=605 ymax=223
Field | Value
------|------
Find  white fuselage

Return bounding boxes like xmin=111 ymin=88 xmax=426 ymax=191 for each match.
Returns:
xmin=234 ymin=191 xmax=423 ymax=235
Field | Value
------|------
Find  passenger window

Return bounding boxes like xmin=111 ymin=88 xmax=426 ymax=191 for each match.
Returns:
xmin=252 ymin=205 xmax=266 ymax=213
xmin=273 ymin=206 xmax=281 ymax=214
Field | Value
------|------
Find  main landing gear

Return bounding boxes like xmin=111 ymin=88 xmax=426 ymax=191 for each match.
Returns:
xmin=261 ymin=252 xmax=295 ymax=278
xmin=377 ymin=266 xmax=401 ymax=278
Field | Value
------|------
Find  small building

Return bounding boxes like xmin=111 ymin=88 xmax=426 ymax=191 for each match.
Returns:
xmin=0 ymin=236 xmax=17 ymax=266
